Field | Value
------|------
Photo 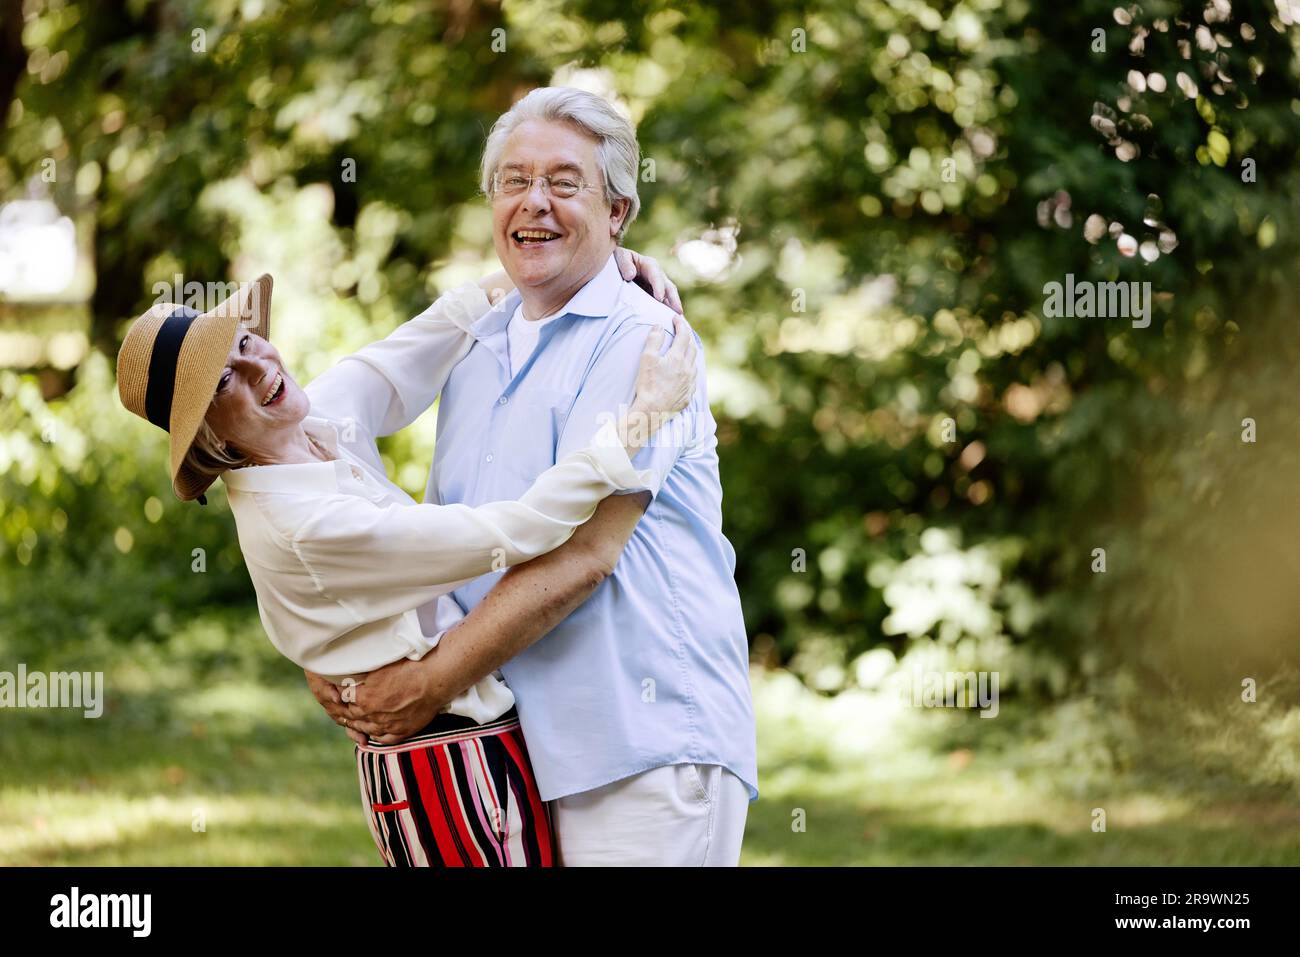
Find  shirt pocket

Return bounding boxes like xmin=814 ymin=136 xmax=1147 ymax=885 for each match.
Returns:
xmin=502 ymin=386 xmax=576 ymax=477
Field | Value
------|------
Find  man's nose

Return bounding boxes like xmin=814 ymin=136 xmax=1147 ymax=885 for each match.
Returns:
xmin=521 ymin=178 xmax=551 ymax=211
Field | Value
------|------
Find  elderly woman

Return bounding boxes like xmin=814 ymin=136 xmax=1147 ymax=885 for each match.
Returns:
xmin=116 ymin=253 xmax=694 ymax=866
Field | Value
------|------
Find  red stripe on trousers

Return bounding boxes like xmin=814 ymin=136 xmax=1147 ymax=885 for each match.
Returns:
xmin=410 ymin=748 xmax=465 ymax=865
xmin=499 ymin=729 xmax=554 ymax=867
xmin=433 ymin=744 xmax=489 ymax=866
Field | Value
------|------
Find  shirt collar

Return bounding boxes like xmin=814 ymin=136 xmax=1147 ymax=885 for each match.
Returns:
xmin=470 ymin=252 xmax=623 ymax=342
xmin=221 ymin=417 xmax=352 ymax=496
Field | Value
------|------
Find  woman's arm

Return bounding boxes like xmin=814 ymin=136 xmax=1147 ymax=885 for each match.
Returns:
xmin=304 ymin=281 xmax=491 ymax=439
xmin=283 ymin=319 xmax=695 ymax=625
xmin=308 ymin=491 xmax=651 ymax=744
xmin=305 ymin=250 xmax=676 ymax=438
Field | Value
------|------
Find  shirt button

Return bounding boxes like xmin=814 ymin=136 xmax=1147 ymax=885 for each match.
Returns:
xmin=351 ymin=467 xmax=363 ymax=480
xmin=498 ymin=396 xmax=508 ymax=405
xmin=485 ymin=453 xmax=494 ymax=463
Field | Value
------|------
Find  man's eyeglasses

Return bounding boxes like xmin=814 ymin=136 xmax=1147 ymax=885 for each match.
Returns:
xmin=490 ymin=171 xmax=595 ymax=199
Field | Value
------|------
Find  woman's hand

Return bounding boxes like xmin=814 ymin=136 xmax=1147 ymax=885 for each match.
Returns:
xmin=482 ymin=251 xmax=681 ymax=313
xmin=618 ymin=313 xmax=698 ymax=456
xmin=614 ymin=248 xmax=684 ymax=314
xmin=476 ymin=268 xmax=515 ymax=307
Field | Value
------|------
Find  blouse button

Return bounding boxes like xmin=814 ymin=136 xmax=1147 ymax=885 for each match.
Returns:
xmin=498 ymin=396 xmax=508 ymax=405
xmin=485 ymin=453 xmax=494 ymax=463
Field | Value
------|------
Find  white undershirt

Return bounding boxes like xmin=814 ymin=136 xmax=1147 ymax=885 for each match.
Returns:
xmin=507 ymin=303 xmax=564 ymax=377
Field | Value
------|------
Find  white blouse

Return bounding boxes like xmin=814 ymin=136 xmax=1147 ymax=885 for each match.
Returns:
xmin=222 ymin=282 xmax=651 ymax=723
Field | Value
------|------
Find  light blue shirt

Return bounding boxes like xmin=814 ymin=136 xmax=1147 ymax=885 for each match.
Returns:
xmin=427 ymin=254 xmax=758 ymax=802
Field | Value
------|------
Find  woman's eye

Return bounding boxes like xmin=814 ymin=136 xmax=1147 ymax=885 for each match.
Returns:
xmin=218 ymin=371 xmax=231 ymax=393
xmin=555 ymin=180 xmax=579 ymax=191
xmin=239 ymin=335 xmax=250 ymax=353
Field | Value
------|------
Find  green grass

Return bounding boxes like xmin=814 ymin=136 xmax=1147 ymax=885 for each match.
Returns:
xmin=745 ymin=671 xmax=1300 ymax=865
xmin=2 ymin=611 xmax=1298 ymax=865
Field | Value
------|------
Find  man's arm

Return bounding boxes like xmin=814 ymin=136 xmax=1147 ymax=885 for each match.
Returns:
xmin=307 ymin=490 xmax=650 ymax=744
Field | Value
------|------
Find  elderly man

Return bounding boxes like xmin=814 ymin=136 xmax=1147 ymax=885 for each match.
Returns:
xmin=311 ymin=87 xmax=757 ymax=865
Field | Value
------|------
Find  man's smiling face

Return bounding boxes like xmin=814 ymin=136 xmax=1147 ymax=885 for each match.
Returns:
xmin=491 ymin=119 xmax=627 ymax=303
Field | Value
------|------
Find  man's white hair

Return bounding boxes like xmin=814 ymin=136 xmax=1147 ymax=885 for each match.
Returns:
xmin=480 ymin=86 xmax=641 ymax=242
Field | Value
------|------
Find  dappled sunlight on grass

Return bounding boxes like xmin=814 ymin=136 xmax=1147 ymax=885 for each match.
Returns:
xmin=3 ymin=619 xmax=1298 ymax=865
xmin=0 ymin=696 xmax=377 ymax=865
xmin=743 ymin=666 xmax=1300 ymax=866
xmin=0 ymin=612 xmax=380 ymax=865
xmin=173 ymin=681 xmax=329 ymax=733
xmin=0 ymin=789 xmax=375 ymax=866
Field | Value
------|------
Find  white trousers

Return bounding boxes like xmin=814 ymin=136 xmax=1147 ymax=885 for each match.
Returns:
xmin=551 ymin=763 xmax=750 ymax=866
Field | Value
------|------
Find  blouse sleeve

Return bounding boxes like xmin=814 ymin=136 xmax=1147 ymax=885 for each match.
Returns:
xmin=283 ymin=419 xmax=651 ymax=623
xmin=305 ymin=281 xmax=491 ymax=438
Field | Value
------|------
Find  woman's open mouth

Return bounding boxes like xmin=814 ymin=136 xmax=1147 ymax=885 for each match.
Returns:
xmin=512 ymin=229 xmax=561 ymax=247
xmin=261 ymin=371 xmax=286 ymax=407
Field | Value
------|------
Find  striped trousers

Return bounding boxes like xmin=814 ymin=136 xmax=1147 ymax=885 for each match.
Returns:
xmin=355 ymin=708 xmax=555 ymax=867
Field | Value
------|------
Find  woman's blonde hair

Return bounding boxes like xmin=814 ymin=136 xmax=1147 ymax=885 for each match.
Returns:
xmin=181 ymin=419 xmax=250 ymax=486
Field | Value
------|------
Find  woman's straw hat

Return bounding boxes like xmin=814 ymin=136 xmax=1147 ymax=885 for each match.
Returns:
xmin=116 ymin=274 xmax=273 ymax=502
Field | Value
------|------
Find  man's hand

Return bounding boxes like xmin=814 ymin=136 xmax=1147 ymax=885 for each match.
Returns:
xmin=305 ymin=653 xmax=454 ymax=746
xmin=304 ymin=493 xmax=652 ymax=747
xmin=304 ymin=670 xmax=368 ymax=745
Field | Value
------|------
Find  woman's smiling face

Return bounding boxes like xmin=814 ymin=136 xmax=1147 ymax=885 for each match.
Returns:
xmin=203 ymin=328 xmax=309 ymax=459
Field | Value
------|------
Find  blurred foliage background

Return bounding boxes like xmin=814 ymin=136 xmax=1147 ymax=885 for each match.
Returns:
xmin=2 ymin=0 xmax=1299 ymax=865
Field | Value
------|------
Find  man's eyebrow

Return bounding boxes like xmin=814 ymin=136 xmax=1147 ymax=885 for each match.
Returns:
xmin=499 ymin=160 xmax=587 ymax=175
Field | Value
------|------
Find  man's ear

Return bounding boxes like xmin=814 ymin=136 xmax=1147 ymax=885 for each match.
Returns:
xmin=608 ymin=197 xmax=630 ymax=238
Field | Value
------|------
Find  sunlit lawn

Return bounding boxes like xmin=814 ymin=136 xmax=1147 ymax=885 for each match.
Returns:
xmin=3 ymin=612 xmax=1298 ymax=865
xmin=746 ymin=671 xmax=1300 ymax=866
